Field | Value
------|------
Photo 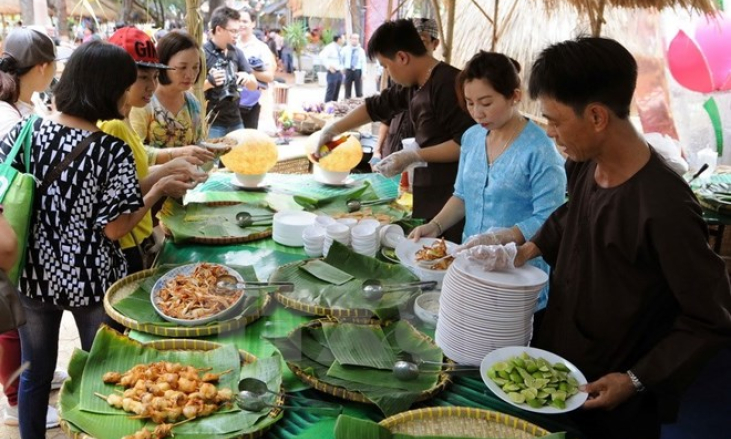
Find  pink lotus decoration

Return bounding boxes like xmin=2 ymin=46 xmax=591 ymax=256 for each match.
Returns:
xmin=667 ymin=13 xmax=731 ymax=93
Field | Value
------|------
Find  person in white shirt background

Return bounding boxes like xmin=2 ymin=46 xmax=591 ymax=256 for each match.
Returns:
xmin=341 ymin=33 xmax=366 ymax=99
xmin=319 ymin=34 xmax=345 ymax=103
xmin=236 ymin=8 xmax=276 ymax=129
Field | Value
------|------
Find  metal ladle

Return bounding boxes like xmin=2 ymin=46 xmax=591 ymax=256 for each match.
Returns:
xmin=236 ymin=378 xmax=342 ymax=414
xmin=346 ymin=198 xmax=396 ymax=213
xmin=392 ymin=359 xmax=480 ymax=381
xmin=216 ymin=275 xmax=294 ymax=293
xmin=236 ymin=212 xmax=274 ymax=228
xmin=361 ymin=279 xmax=437 ymax=301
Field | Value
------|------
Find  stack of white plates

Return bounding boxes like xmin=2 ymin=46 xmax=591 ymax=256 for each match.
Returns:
xmin=435 ymin=256 xmax=548 ymax=366
xmin=273 ymin=211 xmax=317 ymax=247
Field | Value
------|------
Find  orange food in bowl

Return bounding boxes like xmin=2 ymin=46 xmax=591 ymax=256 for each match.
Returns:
xmin=220 ymin=129 xmax=278 ymax=175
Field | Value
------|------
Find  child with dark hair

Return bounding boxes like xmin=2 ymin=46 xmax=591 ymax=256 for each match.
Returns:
xmin=411 ymin=51 xmax=566 ymax=311
xmin=317 ymin=19 xmax=474 ymax=242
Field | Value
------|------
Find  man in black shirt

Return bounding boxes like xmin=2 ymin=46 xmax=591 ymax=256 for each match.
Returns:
xmin=203 ymin=6 xmax=257 ymax=138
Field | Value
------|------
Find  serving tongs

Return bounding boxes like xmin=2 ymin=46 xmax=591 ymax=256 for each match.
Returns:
xmin=215 ymin=275 xmax=294 ymax=295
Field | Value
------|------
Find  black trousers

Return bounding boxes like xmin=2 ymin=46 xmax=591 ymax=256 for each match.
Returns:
xmin=325 ymin=71 xmax=342 ymax=102
xmin=343 ymin=69 xmax=362 ymax=99
xmin=239 ymin=102 xmax=261 ymax=129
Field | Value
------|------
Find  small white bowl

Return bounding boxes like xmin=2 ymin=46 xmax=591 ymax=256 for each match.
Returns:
xmin=351 ymin=224 xmax=378 ymax=239
xmin=326 ymin=223 xmax=350 ymax=237
xmin=313 ymin=165 xmax=349 ymax=185
xmin=379 ymin=225 xmax=405 ymax=245
xmin=358 ymin=219 xmax=382 ymax=230
xmin=304 ymin=246 xmax=323 ymax=258
xmin=414 ymin=292 xmax=440 ymax=328
xmin=336 ymin=218 xmax=358 ymax=229
xmin=315 ymin=215 xmax=336 ymax=227
xmin=302 ymin=225 xmax=326 ymax=240
xmin=235 ymin=173 xmax=266 ymax=187
xmin=382 ymin=232 xmax=406 ymax=249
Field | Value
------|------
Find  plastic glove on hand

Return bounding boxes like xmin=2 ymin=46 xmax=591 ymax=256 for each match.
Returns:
xmin=317 ymin=126 xmax=339 ymax=149
xmin=461 ymin=243 xmax=518 ymax=271
xmin=373 ymin=150 xmax=422 ymax=177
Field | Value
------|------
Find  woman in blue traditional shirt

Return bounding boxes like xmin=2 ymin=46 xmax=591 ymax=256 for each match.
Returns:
xmin=411 ymin=51 xmax=566 ymax=309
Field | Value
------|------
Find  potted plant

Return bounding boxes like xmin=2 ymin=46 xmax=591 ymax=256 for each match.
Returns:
xmin=283 ymin=21 xmax=308 ymax=84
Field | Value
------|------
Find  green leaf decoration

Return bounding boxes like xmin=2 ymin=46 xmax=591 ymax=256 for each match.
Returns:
xmin=269 ymin=242 xmax=420 ymax=319
xmin=322 ymin=322 xmax=396 ymax=370
xmin=268 ymin=320 xmax=442 ymax=416
xmin=111 ymin=264 xmax=261 ymax=326
xmin=703 ymin=97 xmax=724 ymax=156
xmin=59 ymin=326 xmax=283 ymax=439
xmin=299 ymin=260 xmax=354 ymax=285
xmin=159 ymin=199 xmax=275 ymax=243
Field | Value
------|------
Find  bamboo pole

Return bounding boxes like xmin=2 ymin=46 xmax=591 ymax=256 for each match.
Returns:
xmin=186 ymin=0 xmax=206 ymax=133
xmin=445 ymin=0 xmax=455 ymax=64
xmin=491 ymin=0 xmax=499 ymax=51
xmin=468 ymin=0 xmax=494 ymax=25
xmin=589 ymin=0 xmax=607 ymax=36
xmin=380 ymin=0 xmax=393 ymax=91
xmin=430 ymin=0 xmax=448 ymax=63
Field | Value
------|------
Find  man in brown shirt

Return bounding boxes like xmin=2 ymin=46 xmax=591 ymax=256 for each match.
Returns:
xmin=513 ymin=37 xmax=731 ymax=438
xmin=317 ymin=19 xmax=474 ymax=243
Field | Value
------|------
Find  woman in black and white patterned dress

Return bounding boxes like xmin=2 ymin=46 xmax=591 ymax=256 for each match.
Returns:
xmin=0 ymin=41 xmax=197 ymax=439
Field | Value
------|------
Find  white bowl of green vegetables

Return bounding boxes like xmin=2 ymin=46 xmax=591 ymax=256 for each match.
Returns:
xmin=480 ymin=346 xmax=588 ymax=414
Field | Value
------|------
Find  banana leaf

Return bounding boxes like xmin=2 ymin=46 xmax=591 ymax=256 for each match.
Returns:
xmin=268 ymin=320 xmax=443 ymax=416
xmin=299 ymin=260 xmax=354 ymax=285
xmin=159 ymin=199 xmax=275 ymax=243
xmin=111 ymin=264 xmax=262 ymax=326
xmin=61 ymin=327 xmax=283 ymax=439
xmin=334 ymin=414 xmax=567 ymax=439
xmin=322 ymin=322 xmax=395 ymax=370
xmin=269 ymin=242 xmax=419 ymax=320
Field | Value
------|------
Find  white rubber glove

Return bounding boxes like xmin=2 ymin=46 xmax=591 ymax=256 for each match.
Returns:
xmin=317 ymin=125 xmax=340 ymax=149
xmin=373 ymin=150 xmax=422 ymax=177
xmin=460 ymin=243 xmax=518 ymax=271
xmin=457 ymin=228 xmax=517 ymax=252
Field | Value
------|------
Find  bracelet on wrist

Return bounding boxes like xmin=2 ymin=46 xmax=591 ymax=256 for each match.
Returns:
xmin=431 ymin=220 xmax=444 ymax=235
xmin=626 ymin=370 xmax=646 ymax=393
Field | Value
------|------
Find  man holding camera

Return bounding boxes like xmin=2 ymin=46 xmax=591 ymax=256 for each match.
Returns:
xmin=204 ymin=6 xmax=257 ymax=138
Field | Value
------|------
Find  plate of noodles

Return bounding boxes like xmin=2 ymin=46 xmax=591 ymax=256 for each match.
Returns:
xmin=150 ymin=263 xmax=248 ymax=326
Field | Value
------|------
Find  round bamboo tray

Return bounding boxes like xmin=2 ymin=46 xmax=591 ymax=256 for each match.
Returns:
xmin=285 ymin=318 xmax=452 ymax=406
xmin=160 ymin=201 xmax=273 ymax=245
xmin=379 ymin=406 xmax=551 ymax=438
xmin=59 ymin=338 xmax=284 ymax=439
xmin=104 ymin=268 xmax=272 ymax=337
xmin=272 ymin=260 xmax=416 ymax=319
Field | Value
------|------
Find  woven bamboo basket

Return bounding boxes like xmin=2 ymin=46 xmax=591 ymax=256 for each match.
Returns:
xmin=103 ymin=268 xmax=272 ymax=337
xmin=159 ymin=201 xmax=273 ymax=244
xmin=59 ymin=340 xmax=283 ymax=439
xmin=272 ymin=260 xmax=408 ymax=319
xmin=379 ymin=406 xmax=551 ymax=438
xmin=285 ymin=318 xmax=452 ymax=405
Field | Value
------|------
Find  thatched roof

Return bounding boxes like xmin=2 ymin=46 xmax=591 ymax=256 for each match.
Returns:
xmin=540 ymin=0 xmax=717 ymax=13
xmin=445 ymin=0 xmax=702 ymax=117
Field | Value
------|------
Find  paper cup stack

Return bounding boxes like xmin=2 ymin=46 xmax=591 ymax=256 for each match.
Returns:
xmin=302 ymin=225 xmax=326 ymax=257
xmin=272 ymin=211 xmax=317 ymax=247
xmin=435 ymin=256 xmax=548 ymax=366
xmin=350 ymin=223 xmax=379 ymax=257
xmin=323 ymin=223 xmax=351 ymax=256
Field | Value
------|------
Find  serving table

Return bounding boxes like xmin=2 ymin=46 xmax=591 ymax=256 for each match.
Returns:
xmin=112 ymin=172 xmax=583 ymax=438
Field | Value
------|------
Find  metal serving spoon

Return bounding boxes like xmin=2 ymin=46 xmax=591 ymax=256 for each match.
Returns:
xmin=346 ymin=197 xmax=397 ymax=213
xmin=392 ymin=359 xmax=480 ymax=381
xmin=235 ymin=212 xmax=274 ymax=228
xmin=216 ymin=275 xmax=294 ymax=294
xmin=236 ymin=378 xmax=342 ymax=414
xmin=361 ymin=279 xmax=437 ymax=301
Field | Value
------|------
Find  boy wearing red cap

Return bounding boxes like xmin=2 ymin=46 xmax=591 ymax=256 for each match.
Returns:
xmin=103 ymin=27 xmax=209 ymax=273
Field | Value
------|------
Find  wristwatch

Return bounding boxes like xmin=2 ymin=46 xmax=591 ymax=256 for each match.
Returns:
xmin=626 ymin=370 xmax=646 ymax=393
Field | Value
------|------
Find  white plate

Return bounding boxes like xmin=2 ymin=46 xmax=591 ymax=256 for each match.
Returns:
xmin=150 ymin=263 xmax=246 ymax=326
xmin=313 ymin=173 xmax=357 ymax=186
xmin=395 ymin=237 xmax=458 ymax=270
xmin=480 ymin=346 xmax=589 ymax=414
xmin=230 ymin=175 xmax=268 ymax=190
xmin=453 ymin=256 xmax=548 ymax=289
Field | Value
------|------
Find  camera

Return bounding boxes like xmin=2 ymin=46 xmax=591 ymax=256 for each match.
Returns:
xmin=213 ymin=58 xmax=239 ymax=102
